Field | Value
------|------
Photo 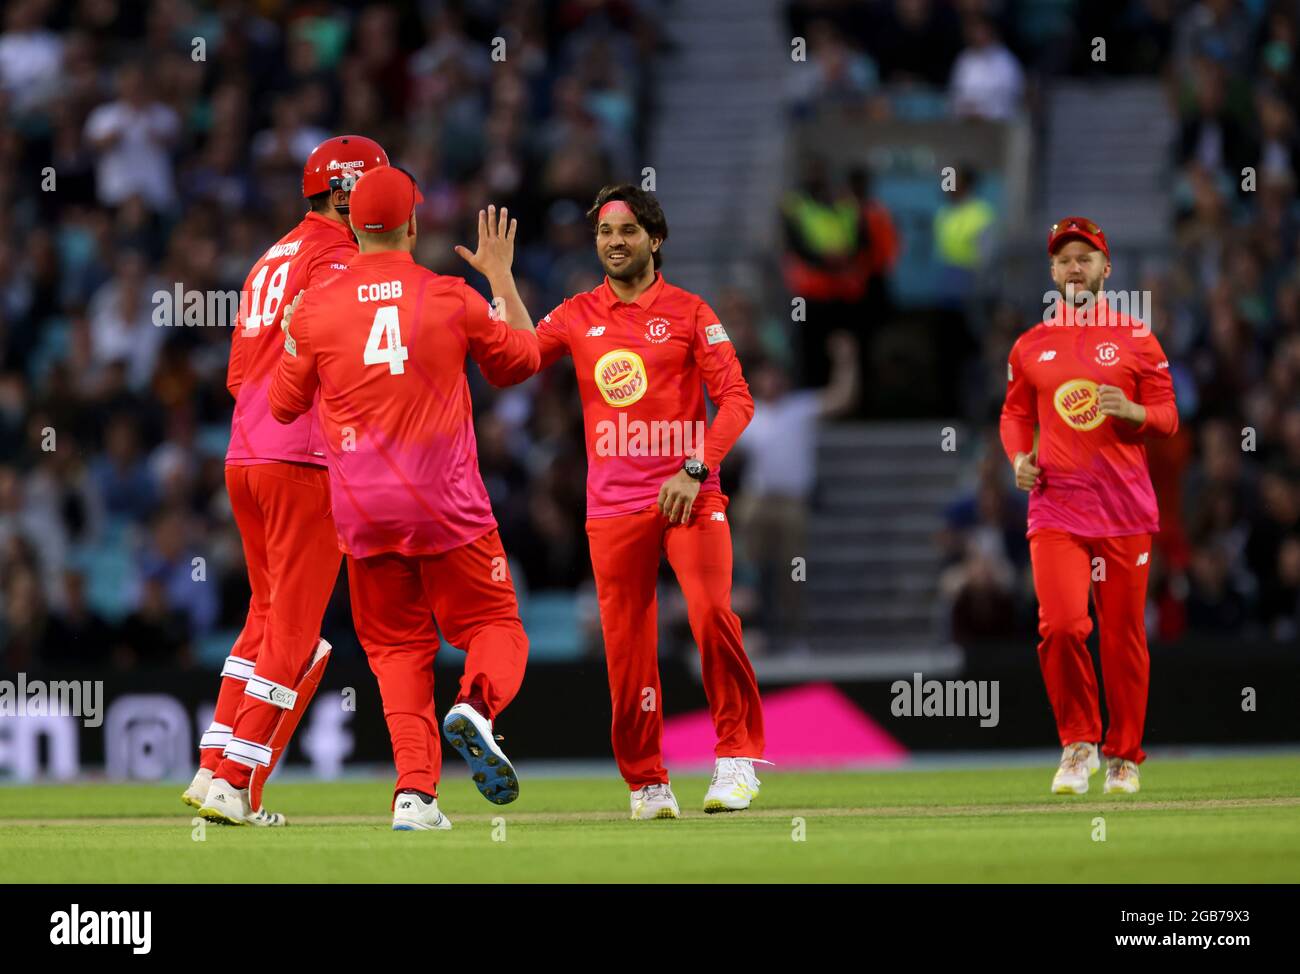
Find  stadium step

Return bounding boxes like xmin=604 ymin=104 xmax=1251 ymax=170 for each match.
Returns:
xmin=799 ymin=422 xmax=967 ymax=651
xmin=648 ymin=0 xmax=788 ymax=295
xmin=1041 ymin=80 xmax=1175 ymax=253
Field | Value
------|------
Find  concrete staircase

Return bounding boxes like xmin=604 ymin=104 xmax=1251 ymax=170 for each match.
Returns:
xmin=753 ymin=422 xmax=968 ymax=682
xmin=1041 ymin=80 xmax=1175 ymax=254
xmin=648 ymin=0 xmax=788 ymax=296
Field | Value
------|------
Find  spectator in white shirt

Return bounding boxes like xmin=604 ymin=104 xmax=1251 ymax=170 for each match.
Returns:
xmin=84 ymin=62 xmax=180 ymax=212
xmin=0 ymin=0 xmax=63 ymax=116
xmin=949 ymin=16 xmax=1025 ymax=122
xmin=732 ymin=333 xmax=859 ymax=653
xmin=87 ymin=250 xmax=165 ymax=392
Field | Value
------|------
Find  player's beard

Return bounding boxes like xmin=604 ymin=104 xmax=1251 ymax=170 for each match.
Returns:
xmin=1057 ymin=269 xmax=1105 ymax=304
xmin=602 ymin=244 xmax=653 ymax=282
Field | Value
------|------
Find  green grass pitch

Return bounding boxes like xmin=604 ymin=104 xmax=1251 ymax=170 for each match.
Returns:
xmin=1 ymin=756 xmax=1297 ymax=883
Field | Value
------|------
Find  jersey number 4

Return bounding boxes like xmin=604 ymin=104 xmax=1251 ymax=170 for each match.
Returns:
xmin=363 ymin=306 xmax=409 ymax=375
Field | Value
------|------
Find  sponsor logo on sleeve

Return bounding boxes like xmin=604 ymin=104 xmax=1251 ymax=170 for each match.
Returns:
xmin=1037 ymin=349 xmax=1056 ymax=362
xmin=704 ymin=323 xmax=729 ymax=345
xmin=1053 ymin=378 xmax=1106 ymax=431
xmin=594 ymin=348 xmax=649 ymax=407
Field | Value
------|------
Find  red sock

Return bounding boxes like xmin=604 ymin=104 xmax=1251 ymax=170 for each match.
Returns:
xmin=213 ymin=759 xmax=253 ymax=790
xmin=200 ymin=675 xmax=249 ymax=771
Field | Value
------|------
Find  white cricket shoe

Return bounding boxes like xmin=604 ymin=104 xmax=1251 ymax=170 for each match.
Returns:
xmin=197 ymin=777 xmax=287 ymax=826
xmin=1104 ymin=757 xmax=1141 ymax=794
xmin=442 ymin=702 xmax=519 ymax=805
xmin=181 ymin=767 xmax=212 ymax=810
xmin=630 ymin=783 xmax=680 ymax=820
xmin=704 ymin=757 xmax=763 ymax=812
xmin=392 ymin=791 xmax=453 ymax=831
xmin=1051 ymin=742 xmax=1100 ymax=795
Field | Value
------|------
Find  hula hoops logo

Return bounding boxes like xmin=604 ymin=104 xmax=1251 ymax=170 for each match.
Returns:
xmin=594 ymin=349 xmax=649 ymax=407
xmin=1053 ymin=378 xmax=1106 ymax=431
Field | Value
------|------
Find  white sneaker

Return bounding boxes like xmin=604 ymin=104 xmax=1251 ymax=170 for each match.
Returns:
xmin=1103 ymin=757 xmax=1141 ymax=794
xmin=1051 ymin=742 xmax=1100 ymax=795
xmin=704 ymin=757 xmax=763 ymax=812
xmin=392 ymin=790 xmax=453 ymax=831
xmin=181 ymin=767 xmax=212 ymax=810
xmin=442 ymin=702 xmax=519 ymax=805
xmin=197 ymin=777 xmax=287 ymax=826
xmin=630 ymin=782 xmax=680 ymax=820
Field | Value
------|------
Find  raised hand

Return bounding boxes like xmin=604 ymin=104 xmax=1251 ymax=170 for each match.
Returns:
xmin=453 ymin=205 xmax=517 ymax=282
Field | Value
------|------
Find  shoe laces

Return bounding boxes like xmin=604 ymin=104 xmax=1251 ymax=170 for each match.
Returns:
xmin=710 ymin=758 xmax=738 ymax=787
xmin=712 ymin=758 xmax=764 ymax=789
xmin=640 ymin=783 xmax=672 ymax=802
xmin=1061 ymin=743 xmax=1091 ymax=774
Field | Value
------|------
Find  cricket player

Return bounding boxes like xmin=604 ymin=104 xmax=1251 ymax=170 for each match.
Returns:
xmin=529 ymin=185 xmax=765 ymax=819
xmin=1000 ymin=216 xmax=1178 ymax=795
xmin=265 ymin=166 xmax=538 ymax=831
xmin=187 ymin=134 xmax=389 ymax=825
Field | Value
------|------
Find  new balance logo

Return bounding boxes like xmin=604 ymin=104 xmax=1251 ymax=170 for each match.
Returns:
xmin=711 ymin=512 xmax=725 ymax=521
xmin=1136 ymin=552 xmax=1149 ymax=566
xmin=1038 ymin=350 xmax=1057 ymax=362
xmin=586 ymin=326 xmax=606 ymax=337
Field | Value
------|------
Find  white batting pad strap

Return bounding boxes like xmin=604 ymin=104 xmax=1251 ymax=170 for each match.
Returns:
xmin=200 ymin=722 xmax=233 ymax=750
xmin=223 ymin=737 xmax=272 ymax=768
xmin=245 ymin=674 xmax=298 ymax=710
xmin=221 ymin=655 xmax=255 ymax=681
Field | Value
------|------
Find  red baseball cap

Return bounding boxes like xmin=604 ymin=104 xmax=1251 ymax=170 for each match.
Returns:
xmin=1048 ymin=216 xmax=1109 ymax=259
xmin=349 ymin=166 xmax=424 ymax=233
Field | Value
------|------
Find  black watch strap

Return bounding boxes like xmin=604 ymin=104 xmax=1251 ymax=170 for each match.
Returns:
xmin=684 ymin=458 xmax=709 ymax=481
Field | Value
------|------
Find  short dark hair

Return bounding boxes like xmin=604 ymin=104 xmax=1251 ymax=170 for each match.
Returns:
xmin=586 ymin=184 xmax=668 ymax=269
xmin=308 ymin=190 xmax=331 ymax=213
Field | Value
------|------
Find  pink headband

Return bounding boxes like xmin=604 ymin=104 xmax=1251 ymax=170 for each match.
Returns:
xmin=598 ymin=200 xmax=636 ymax=222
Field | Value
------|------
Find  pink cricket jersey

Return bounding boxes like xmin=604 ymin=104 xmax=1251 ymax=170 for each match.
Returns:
xmin=267 ymin=251 xmax=539 ymax=558
xmin=999 ymin=300 xmax=1178 ymax=538
xmin=535 ymin=273 xmax=753 ymax=518
xmin=226 ymin=212 xmax=355 ymax=466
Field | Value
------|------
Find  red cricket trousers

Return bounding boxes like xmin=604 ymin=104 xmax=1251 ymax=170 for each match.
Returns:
xmin=1029 ymin=529 xmax=1152 ymax=764
xmin=585 ymin=491 xmax=765 ymax=789
xmin=204 ymin=462 xmax=342 ymax=784
xmin=347 ymin=529 xmax=528 ymax=800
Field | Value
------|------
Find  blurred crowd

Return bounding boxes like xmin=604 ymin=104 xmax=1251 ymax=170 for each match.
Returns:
xmin=777 ymin=0 xmax=1300 ymax=648
xmin=3 ymin=0 xmax=1297 ymax=672
xmin=0 ymin=0 xmax=666 ymax=670
xmin=939 ymin=0 xmax=1300 ymax=646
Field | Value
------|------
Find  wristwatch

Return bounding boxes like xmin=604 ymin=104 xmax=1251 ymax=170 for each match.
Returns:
xmin=683 ymin=458 xmax=709 ymax=482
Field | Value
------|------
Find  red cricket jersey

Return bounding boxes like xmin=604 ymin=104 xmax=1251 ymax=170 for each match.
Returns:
xmin=999 ymin=300 xmax=1178 ymax=538
xmin=226 ymin=212 xmax=355 ymax=466
xmin=536 ymin=272 xmax=754 ymax=518
xmin=267 ymin=251 xmax=540 ymax=558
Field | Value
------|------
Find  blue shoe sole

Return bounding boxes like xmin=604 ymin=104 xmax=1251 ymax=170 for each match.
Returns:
xmin=442 ymin=712 xmax=519 ymax=805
